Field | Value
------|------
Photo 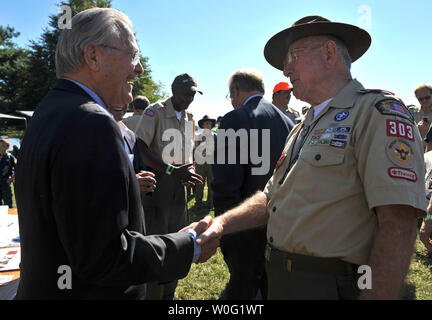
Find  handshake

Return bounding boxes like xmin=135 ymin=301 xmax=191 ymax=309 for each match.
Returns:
xmin=180 ymin=215 xmax=223 ymax=264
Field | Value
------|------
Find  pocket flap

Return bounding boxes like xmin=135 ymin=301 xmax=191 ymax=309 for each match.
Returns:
xmin=300 ymin=149 xmax=345 ymax=167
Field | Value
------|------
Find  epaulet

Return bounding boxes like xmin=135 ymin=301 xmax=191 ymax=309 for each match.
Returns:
xmin=358 ymin=89 xmax=395 ymax=95
xmin=151 ymin=102 xmax=163 ymax=109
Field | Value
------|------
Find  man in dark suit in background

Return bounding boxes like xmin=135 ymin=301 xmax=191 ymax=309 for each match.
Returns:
xmin=212 ymin=69 xmax=293 ymax=299
xmin=14 ymin=8 xmax=216 ymax=300
xmin=108 ymin=103 xmax=156 ymax=195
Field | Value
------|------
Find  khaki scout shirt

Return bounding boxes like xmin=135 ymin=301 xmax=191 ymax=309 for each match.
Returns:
xmin=131 ymin=98 xmax=195 ymax=165
xmin=264 ymin=79 xmax=426 ymax=266
xmin=413 ymin=108 xmax=432 ymax=139
xmin=283 ymin=108 xmax=300 ymax=124
xmin=122 ymin=113 xmax=142 ymax=133
xmin=414 ymin=108 xmax=432 ymax=124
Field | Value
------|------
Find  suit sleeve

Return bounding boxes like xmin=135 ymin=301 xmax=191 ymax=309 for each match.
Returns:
xmin=211 ymin=111 xmax=248 ymax=213
xmin=51 ymin=113 xmax=193 ymax=287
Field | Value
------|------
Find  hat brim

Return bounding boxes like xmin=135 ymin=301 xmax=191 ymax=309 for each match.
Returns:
xmin=191 ymin=86 xmax=203 ymax=95
xmin=174 ymin=86 xmax=203 ymax=95
xmin=198 ymin=119 xmax=216 ymax=128
xmin=264 ymin=22 xmax=371 ymax=70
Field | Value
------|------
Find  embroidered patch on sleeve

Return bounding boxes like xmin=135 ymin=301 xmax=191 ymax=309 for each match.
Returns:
xmin=144 ymin=109 xmax=155 ymax=117
xmin=386 ymin=120 xmax=415 ymax=141
xmin=386 ymin=139 xmax=414 ymax=168
xmin=375 ymin=99 xmax=414 ymax=122
xmin=388 ymin=167 xmax=417 ymax=182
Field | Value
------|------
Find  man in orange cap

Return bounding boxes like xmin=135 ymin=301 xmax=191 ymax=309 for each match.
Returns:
xmin=272 ymin=82 xmax=300 ymax=123
xmin=185 ymin=15 xmax=426 ymax=300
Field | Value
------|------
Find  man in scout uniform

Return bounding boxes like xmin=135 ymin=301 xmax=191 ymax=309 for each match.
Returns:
xmin=122 ymin=95 xmax=150 ymax=131
xmin=129 ymin=73 xmax=204 ymax=300
xmin=187 ymin=16 xmax=426 ymax=299
xmin=194 ymin=115 xmax=216 ymax=210
xmin=413 ymin=84 xmax=432 ymax=140
xmin=272 ymin=82 xmax=300 ymax=123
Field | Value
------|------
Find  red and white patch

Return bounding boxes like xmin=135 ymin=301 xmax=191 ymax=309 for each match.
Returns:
xmin=388 ymin=167 xmax=417 ymax=182
xmin=386 ymin=120 xmax=414 ymax=141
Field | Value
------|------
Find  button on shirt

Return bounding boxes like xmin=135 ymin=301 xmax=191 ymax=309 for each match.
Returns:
xmin=264 ymin=79 xmax=426 ymax=265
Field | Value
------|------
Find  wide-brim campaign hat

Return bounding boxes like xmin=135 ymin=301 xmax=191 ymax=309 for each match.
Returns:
xmin=198 ymin=115 xmax=216 ymax=129
xmin=264 ymin=15 xmax=372 ymax=71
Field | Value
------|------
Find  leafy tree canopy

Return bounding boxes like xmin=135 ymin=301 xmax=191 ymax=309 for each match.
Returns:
xmin=0 ymin=0 xmax=166 ymax=113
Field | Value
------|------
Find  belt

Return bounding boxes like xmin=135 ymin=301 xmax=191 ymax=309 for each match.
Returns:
xmin=265 ymin=244 xmax=359 ymax=277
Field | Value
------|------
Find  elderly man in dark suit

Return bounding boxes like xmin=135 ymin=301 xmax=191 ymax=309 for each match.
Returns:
xmin=14 ymin=8 xmax=216 ymax=300
xmin=211 ymin=69 xmax=293 ymax=299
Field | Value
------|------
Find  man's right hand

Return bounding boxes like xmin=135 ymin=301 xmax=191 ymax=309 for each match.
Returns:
xmin=180 ymin=216 xmax=220 ymax=263
xmin=172 ymin=164 xmax=203 ymax=186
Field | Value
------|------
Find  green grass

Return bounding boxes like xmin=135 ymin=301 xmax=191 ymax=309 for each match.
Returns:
xmin=0 ymin=127 xmax=25 ymax=139
xmin=9 ymin=169 xmax=432 ymax=299
xmin=176 ymin=186 xmax=229 ymax=300
xmin=403 ymin=237 xmax=432 ymax=300
xmin=178 ymin=188 xmax=432 ymax=300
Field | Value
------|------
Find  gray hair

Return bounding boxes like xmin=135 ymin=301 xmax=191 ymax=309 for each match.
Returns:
xmin=228 ymin=69 xmax=265 ymax=94
xmin=55 ymin=8 xmax=134 ymax=78
xmin=307 ymin=35 xmax=352 ymax=70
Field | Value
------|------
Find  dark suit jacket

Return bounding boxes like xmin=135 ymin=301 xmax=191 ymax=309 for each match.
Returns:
xmin=14 ymin=79 xmax=194 ymax=300
xmin=122 ymin=124 xmax=146 ymax=174
xmin=212 ymin=96 xmax=293 ymax=250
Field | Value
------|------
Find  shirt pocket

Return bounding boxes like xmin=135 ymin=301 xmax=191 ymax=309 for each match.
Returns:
xmin=300 ymin=148 xmax=345 ymax=168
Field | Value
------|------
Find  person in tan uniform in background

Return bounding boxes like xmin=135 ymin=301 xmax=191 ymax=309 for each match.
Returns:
xmin=126 ymin=73 xmax=204 ymax=300
xmin=272 ymin=82 xmax=300 ymax=123
xmin=186 ymin=16 xmax=426 ymax=300
xmin=413 ymin=84 xmax=432 ymax=140
xmin=123 ymin=95 xmax=150 ymax=131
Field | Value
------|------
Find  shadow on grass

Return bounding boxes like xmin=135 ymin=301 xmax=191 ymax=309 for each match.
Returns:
xmin=400 ymin=283 xmax=417 ymax=300
xmin=415 ymin=250 xmax=432 ymax=273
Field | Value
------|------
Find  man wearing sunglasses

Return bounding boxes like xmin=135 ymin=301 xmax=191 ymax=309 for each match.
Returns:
xmin=187 ymin=15 xmax=426 ymax=300
xmin=414 ymin=84 xmax=432 ymax=143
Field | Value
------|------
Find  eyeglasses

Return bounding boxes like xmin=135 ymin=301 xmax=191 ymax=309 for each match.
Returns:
xmin=284 ymin=43 xmax=324 ymax=68
xmin=418 ymin=95 xmax=431 ymax=102
xmin=101 ymin=45 xmax=141 ymax=66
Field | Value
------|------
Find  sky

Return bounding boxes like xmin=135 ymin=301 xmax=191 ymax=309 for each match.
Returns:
xmin=1 ymin=0 xmax=431 ymax=121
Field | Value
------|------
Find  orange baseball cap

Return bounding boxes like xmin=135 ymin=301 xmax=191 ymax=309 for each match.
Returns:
xmin=273 ymin=82 xmax=293 ymax=94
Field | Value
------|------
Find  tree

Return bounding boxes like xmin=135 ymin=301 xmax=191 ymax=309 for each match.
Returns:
xmin=0 ymin=26 xmax=30 ymax=113
xmin=19 ymin=0 xmax=165 ymax=111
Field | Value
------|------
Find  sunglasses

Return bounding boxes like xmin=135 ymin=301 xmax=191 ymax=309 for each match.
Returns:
xmin=418 ymin=95 xmax=431 ymax=102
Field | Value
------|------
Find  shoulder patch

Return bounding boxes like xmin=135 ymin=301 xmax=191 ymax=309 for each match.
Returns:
xmin=359 ymin=89 xmax=395 ymax=95
xmin=152 ymin=102 xmax=163 ymax=109
xmin=374 ymin=99 xmax=414 ymax=123
xmin=144 ymin=108 xmax=155 ymax=117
